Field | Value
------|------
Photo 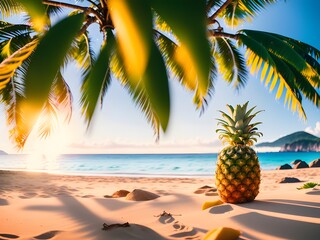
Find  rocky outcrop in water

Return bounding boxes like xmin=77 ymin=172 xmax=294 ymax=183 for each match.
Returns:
xmin=280 ymin=140 xmax=320 ymax=152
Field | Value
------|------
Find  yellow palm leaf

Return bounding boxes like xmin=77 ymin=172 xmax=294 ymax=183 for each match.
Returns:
xmin=0 ymin=39 xmax=38 ymax=90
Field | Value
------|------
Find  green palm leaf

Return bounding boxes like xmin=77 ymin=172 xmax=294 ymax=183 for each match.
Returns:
xmin=0 ymin=21 xmax=33 ymax=61
xmin=151 ymin=0 xmax=211 ymax=100
xmin=154 ymin=31 xmax=186 ymax=87
xmin=219 ymin=0 xmax=279 ymax=27
xmin=267 ymin=52 xmax=305 ymax=117
xmin=240 ymin=30 xmax=314 ymax=75
xmin=20 ymin=13 xmax=84 ymax=148
xmin=237 ymin=30 xmax=320 ymax=118
xmin=0 ymin=39 xmax=38 ymax=90
xmin=0 ymin=0 xmax=24 ymax=18
xmin=0 ymin=21 xmax=32 ymax=41
xmin=51 ymin=70 xmax=73 ymax=122
xmin=37 ymin=71 xmax=73 ymax=138
xmin=110 ymin=44 xmax=169 ymax=138
xmin=0 ymin=76 xmax=25 ymax=148
xmin=212 ymin=37 xmax=248 ymax=90
xmin=238 ymin=33 xmax=304 ymax=116
xmin=108 ymin=0 xmax=153 ymax=81
xmin=69 ymin=31 xmax=95 ymax=73
xmin=81 ymin=29 xmax=115 ymax=126
xmin=141 ymin=42 xmax=171 ymax=131
xmin=17 ymin=0 xmax=48 ymax=32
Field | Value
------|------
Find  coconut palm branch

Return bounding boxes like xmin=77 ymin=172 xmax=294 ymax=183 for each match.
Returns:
xmin=37 ymin=70 xmax=73 ymax=139
xmin=0 ymin=0 xmax=23 ymax=18
xmin=207 ymin=0 xmax=279 ymax=27
xmin=80 ymin=30 xmax=114 ymax=127
xmin=110 ymin=44 xmax=165 ymax=139
xmin=211 ymin=37 xmax=248 ymax=90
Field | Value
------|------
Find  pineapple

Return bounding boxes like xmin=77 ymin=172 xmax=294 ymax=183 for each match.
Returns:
xmin=215 ymin=102 xmax=263 ymax=203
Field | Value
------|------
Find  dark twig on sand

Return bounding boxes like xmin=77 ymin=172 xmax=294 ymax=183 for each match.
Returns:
xmin=154 ymin=211 xmax=181 ymax=217
xmin=102 ymin=222 xmax=130 ymax=231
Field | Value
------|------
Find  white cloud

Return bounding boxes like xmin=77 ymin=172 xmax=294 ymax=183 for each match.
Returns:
xmin=67 ymin=138 xmax=223 ymax=154
xmin=305 ymin=122 xmax=320 ymax=137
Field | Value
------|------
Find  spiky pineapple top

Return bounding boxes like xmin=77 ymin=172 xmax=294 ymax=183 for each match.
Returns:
xmin=216 ymin=102 xmax=263 ymax=146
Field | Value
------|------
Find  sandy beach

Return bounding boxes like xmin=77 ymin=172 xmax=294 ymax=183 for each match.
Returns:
xmin=0 ymin=168 xmax=319 ymax=240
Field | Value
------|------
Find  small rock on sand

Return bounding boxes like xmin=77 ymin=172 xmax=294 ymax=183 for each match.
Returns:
xmin=277 ymin=177 xmax=301 ymax=183
xmin=112 ymin=190 xmax=130 ymax=198
xmin=309 ymin=159 xmax=320 ymax=168
xmin=104 ymin=189 xmax=130 ymax=198
xmin=276 ymin=164 xmax=292 ymax=170
xmin=125 ymin=189 xmax=160 ymax=201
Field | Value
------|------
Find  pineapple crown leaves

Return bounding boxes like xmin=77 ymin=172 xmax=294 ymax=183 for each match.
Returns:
xmin=216 ymin=101 xmax=263 ymax=146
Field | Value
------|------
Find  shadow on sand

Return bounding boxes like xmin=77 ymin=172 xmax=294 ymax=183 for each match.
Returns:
xmin=232 ymin=199 xmax=320 ymax=239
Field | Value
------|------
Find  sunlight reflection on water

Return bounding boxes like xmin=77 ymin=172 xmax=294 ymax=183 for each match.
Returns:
xmin=26 ymin=153 xmax=60 ymax=171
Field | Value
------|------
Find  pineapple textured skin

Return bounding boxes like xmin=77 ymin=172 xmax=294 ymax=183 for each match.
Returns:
xmin=216 ymin=145 xmax=260 ymax=203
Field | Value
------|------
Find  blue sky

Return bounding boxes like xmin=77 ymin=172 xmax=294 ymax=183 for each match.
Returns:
xmin=0 ymin=0 xmax=319 ymax=154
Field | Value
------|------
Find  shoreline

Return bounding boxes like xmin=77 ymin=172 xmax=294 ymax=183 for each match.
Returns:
xmin=1 ymin=168 xmax=320 ymax=239
xmin=0 ymin=152 xmax=319 ymax=178
xmin=0 ymin=164 xmax=319 ymax=178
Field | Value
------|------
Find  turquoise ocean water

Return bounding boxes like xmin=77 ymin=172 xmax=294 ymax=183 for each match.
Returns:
xmin=0 ymin=152 xmax=319 ymax=177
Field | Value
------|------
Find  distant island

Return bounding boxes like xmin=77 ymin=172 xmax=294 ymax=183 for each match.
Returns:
xmin=0 ymin=150 xmax=8 ymax=155
xmin=257 ymin=131 xmax=320 ymax=152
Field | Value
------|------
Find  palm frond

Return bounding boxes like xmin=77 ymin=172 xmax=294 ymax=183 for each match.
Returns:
xmin=0 ymin=39 xmax=39 ymax=90
xmin=154 ymin=31 xmax=184 ymax=86
xmin=110 ymin=47 xmax=161 ymax=139
xmin=37 ymin=100 xmax=58 ymax=138
xmin=220 ymin=0 xmax=279 ymax=27
xmin=265 ymin=32 xmax=320 ymax=88
xmin=237 ymin=31 xmax=320 ymax=118
xmin=288 ymin=64 xmax=320 ymax=108
xmin=0 ymin=0 xmax=24 ymax=18
xmin=154 ymin=12 xmax=172 ymax=33
xmin=51 ymin=70 xmax=73 ymax=122
xmin=268 ymin=51 xmax=305 ymax=117
xmin=37 ymin=70 xmax=73 ymax=138
xmin=0 ymin=76 xmax=25 ymax=148
xmin=155 ymin=30 xmax=218 ymax=112
xmin=0 ymin=21 xmax=33 ymax=41
xmin=81 ymin=30 xmax=115 ymax=126
xmin=45 ymin=5 xmax=63 ymax=17
xmin=267 ymin=32 xmax=320 ymax=60
xmin=0 ymin=24 xmax=33 ymax=60
xmin=212 ymin=37 xmax=248 ymax=90
xmin=240 ymin=30 xmax=315 ymax=75
xmin=297 ymin=182 xmax=319 ymax=190
xmin=69 ymin=31 xmax=95 ymax=74
xmin=202 ymin=44 xmax=219 ymax=107
xmin=206 ymin=0 xmax=224 ymax=13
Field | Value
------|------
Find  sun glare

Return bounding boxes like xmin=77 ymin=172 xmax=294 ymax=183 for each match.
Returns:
xmin=26 ymin=133 xmax=64 ymax=171
xmin=25 ymin=121 xmax=71 ymax=171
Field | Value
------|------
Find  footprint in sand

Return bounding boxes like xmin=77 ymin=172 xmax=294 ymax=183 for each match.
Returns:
xmin=38 ymin=195 xmax=51 ymax=198
xmin=155 ymin=213 xmax=200 ymax=240
xmin=170 ymin=221 xmax=201 ymax=239
xmin=158 ymin=215 xmax=175 ymax=224
xmin=81 ymin=194 xmax=95 ymax=198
